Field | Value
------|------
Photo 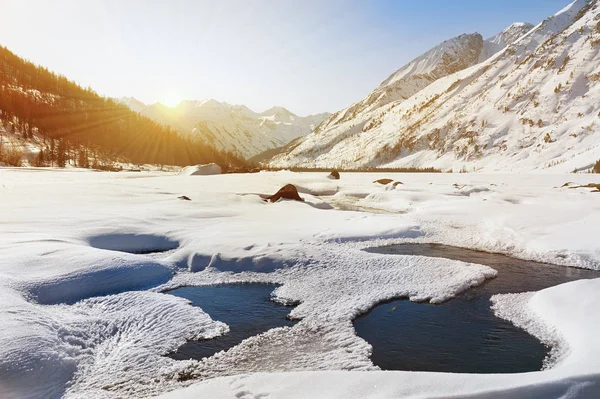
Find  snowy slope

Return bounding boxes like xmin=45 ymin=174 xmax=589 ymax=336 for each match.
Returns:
xmin=315 ymin=34 xmax=483 ymax=134
xmin=272 ymin=0 xmax=600 ymax=172
xmin=479 ymin=22 xmax=535 ymax=62
xmin=0 ymin=125 xmax=43 ymax=166
xmin=118 ymin=98 xmax=330 ymax=159
xmin=117 ymin=96 xmax=147 ymax=113
xmin=312 ymin=23 xmax=533 ymax=136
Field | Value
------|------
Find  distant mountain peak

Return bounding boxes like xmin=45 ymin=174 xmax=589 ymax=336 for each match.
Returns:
xmin=119 ymin=97 xmax=330 ymax=159
xmin=261 ymin=106 xmax=294 ymax=117
xmin=479 ymin=21 xmax=534 ymax=62
xmin=197 ymin=98 xmax=223 ymax=108
xmin=316 ymin=31 xmax=486 ymax=132
xmin=506 ymin=21 xmax=533 ymax=29
xmin=117 ymin=97 xmax=147 ymax=112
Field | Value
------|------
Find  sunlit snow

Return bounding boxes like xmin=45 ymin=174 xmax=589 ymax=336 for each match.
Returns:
xmin=1 ymin=168 xmax=600 ymax=398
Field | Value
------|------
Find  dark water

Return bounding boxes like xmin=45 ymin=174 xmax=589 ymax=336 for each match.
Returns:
xmin=167 ymin=284 xmax=296 ymax=361
xmin=356 ymin=244 xmax=600 ymax=373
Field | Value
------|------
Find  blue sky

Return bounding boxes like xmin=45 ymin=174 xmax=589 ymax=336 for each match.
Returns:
xmin=1 ymin=0 xmax=571 ymax=115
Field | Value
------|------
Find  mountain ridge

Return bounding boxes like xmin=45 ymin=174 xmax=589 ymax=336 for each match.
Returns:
xmin=316 ymin=23 xmax=535 ymax=136
xmin=118 ymin=97 xmax=330 ymax=159
xmin=271 ymin=0 xmax=600 ymax=172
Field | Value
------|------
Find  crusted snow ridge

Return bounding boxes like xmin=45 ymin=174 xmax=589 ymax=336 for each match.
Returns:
xmin=0 ymin=290 xmax=227 ymax=399
xmin=479 ymin=22 xmax=535 ymax=62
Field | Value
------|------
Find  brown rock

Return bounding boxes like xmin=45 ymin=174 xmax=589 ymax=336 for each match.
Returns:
xmin=266 ymin=184 xmax=304 ymax=203
xmin=328 ymin=170 xmax=340 ymax=180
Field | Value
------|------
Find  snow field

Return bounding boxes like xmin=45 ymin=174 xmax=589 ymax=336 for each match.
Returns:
xmin=1 ymin=168 xmax=600 ymax=398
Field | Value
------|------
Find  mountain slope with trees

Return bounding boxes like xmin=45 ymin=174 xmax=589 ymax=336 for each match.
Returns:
xmin=0 ymin=45 xmax=246 ymax=169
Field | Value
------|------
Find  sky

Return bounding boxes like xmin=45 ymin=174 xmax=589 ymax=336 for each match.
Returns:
xmin=1 ymin=0 xmax=571 ymax=115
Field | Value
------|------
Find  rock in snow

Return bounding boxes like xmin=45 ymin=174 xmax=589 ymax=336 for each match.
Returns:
xmin=328 ymin=170 xmax=341 ymax=180
xmin=266 ymin=184 xmax=305 ymax=202
xmin=374 ymin=178 xmax=394 ymax=185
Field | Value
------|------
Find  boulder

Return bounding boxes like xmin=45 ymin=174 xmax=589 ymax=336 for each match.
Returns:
xmin=266 ymin=184 xmax=304 ymax=203
xmin=327 ymin=170 xmax=340 ymax=180
xmin=180 ymin=163 xmax=222 ymax=176
xmin=374 ymin=178 xmax=394 ymax=185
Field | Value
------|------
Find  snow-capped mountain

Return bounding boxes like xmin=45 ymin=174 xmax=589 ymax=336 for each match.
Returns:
xmin=118 ymin=97 xmax=147 ymax=113
xmin=273 ymin=0 xmax=600 ymax=172
xmin=479 ymin=22 xmax=535 ymax=62
xmin=118 ymin=98 xmax=330 ymax=159
xmin=315 ymin=23 xmax=534 ymax=135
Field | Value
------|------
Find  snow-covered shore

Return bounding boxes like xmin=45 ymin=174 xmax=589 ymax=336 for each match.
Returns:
xmin=1 ymin=168 xmax=600 ymax=398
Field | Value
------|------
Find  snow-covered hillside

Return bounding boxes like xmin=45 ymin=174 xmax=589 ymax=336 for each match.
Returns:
xmin=0 ymin=126 xmax=42 ymax=166
xmin=118 ymin=98 xmax=330 ymax=159
xmin=478 ymin=22 xmax=535 ymax=62
xmin=310 ymin=23 xmax=533 ymax=136
xmin=272 ymin=0 xmax=600 ymax=172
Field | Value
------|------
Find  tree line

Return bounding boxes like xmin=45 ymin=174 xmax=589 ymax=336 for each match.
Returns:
xmin=0 ymin=45 xmax=247 ymax=169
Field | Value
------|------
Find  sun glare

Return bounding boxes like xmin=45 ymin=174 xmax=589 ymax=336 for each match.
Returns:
xmin=161 ymin=94 xmax=181 ymax=108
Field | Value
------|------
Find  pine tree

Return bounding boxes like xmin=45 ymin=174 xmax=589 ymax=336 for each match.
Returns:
xmin=49 ymin=138 xmax=56 ymax=166
xmin=56 ymin=139 xmax=66 ymax=167
xmin=34 ymin=149 xmax=45 ymax=167
xmin=78 ymin=148 xmax=89 ymax=168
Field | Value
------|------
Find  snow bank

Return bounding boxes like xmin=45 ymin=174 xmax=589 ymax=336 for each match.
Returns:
xmin=179 ymin=163 xmax=221 ymax=176
xmin=4 ymin=241 xmax=175 ymax=305
xmin=87 ymin=232 xmax=179 ymax=254
xmin=160 ymin=371 xmax=600 ymax=399
xmin=493 ymin=278 xmax=600 ymax=373
xmin=0 ymin=290 xmax=226 ymax=399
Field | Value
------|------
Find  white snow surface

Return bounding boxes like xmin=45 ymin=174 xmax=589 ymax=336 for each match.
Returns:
xmin=2 ymin=168 xmax=600 ymax=398
xmin=179 ymin=163 xmax=222 ymax=176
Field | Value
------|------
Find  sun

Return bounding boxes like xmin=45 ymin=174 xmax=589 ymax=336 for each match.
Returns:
xmin=161 ymin=93 xmax=181 ymax=108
